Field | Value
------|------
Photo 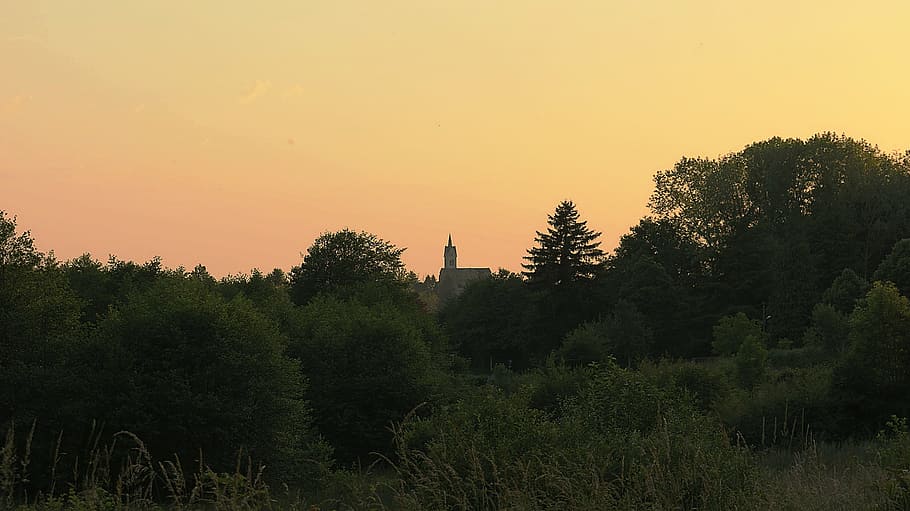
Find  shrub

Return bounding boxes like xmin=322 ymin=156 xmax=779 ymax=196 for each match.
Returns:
xmin=716 ymin=364 xmax=836 ymax=447
xmin=638 ymin=359 xmax=735 ymax=412
xmin=712 ymin=312 xmax=762 ymax=356
xmin=822 ymin=268 xmax=869 ymax=315
xmin=805 ymin=303 xmax=850 ymax=353
xmin=736 ymin=335 xmax=769 ymax=388
xmin=288 ymin=296 xmax=434 ymax=464
xmin=390 ymin=389 xmax=607 ymax=510
xmin=876 ymin=416 xmax=910 ymax=509
xmin=833 ymin=282 xmax=910 ymax=432
xmin=86 ymin=278 xmax=330 ymax=483
xmin=522 ymin=361 xmax=594 ymax=416
xmin=557 ymin=320 xmax=610 ymax=367
xmin=767 ymin=345 xmax=828 ymax=369
xmin=875 ymin=239 xmax=910 ymax=297
xmin=389 ymin=363 xmax=757 ymax=509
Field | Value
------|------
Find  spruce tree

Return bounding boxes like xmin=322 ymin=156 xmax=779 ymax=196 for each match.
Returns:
xmin=522 ymin=200 xmax=604 ymax=287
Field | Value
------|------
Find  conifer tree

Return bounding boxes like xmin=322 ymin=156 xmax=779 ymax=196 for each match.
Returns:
xmin=522 ymin=200 xmax=604 ymax=287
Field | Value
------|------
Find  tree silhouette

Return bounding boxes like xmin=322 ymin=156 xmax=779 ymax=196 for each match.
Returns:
xmin=522 ymin=200 xmax=604 ymax=287
xmin=289 ymin=229 xmax=406 ymax=305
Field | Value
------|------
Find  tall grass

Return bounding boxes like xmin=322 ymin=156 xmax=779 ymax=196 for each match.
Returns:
xmin=381 ymin=420 xmax=617 ymax=510
xmin=0 ymin=423 xmax=283 ymax=510
xmin=378 ymin=397 xmax=757 ymax=510
xmin=4 ymin=417 xmax=908 ymax=510
xmin=754 ymin=440 xmax=887 ymax=510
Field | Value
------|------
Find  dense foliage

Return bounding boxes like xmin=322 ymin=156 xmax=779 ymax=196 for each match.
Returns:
xmin=287 ymin=295 xmax=434 ymax=464
xmin=522 ymin=200 xmax=604 ymax=287
xmin=289 ymin=229 xmax=408 ymax=305
xmin=4 ymin=133 xmax=910 ymax=509
xmin=85 ymin=277 xmax=331 ymax=480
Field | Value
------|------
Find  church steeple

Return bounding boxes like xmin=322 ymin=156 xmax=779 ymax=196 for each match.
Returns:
xmin=444 ymin=234 xmax=457 ymax=269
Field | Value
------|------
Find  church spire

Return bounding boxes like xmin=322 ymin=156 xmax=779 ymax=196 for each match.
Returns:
xmin=444 ymin=234 xmax=457 ymax=269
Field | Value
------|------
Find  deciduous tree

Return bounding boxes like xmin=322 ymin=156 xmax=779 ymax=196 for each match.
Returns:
xmin=712 ymin=312 xmax=762 ymax=356
xmin=875 ymin=239 xmax=910 ymax=297
xmin=0 ymin=212 xmax=84 ymax=428
xmin=290 ymin=229 xmax=407 ymax=305
xmin=834 ymin=282 xmax=910 ymax=429
xmin=87 ymin=278 xmax=330 ymax=480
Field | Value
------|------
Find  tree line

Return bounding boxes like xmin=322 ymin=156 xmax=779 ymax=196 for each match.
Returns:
xmin=450 ymin=134 xmax=910 ymax=363
xmin=3 ymin=132 xmax=910 ymax=508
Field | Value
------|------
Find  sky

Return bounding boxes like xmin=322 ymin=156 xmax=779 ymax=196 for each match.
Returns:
xmin=2 ymin=1 xmax=909 ymax=278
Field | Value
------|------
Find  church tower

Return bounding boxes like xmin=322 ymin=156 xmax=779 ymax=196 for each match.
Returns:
xmin=444 ymin=234 xmax=457 ymax=269
xmin=438 ymin=234 xmax=491 ymax=302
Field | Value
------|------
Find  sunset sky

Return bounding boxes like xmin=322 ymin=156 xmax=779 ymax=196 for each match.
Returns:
xmin=2 ymin=1 xmax=908 ymax=278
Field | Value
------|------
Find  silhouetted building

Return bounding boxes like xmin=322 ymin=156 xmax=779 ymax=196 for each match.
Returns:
xmin=438 ymin=235 xmax=491 ymax=302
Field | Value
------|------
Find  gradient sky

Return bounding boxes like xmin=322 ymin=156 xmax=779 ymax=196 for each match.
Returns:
xmin=2 ymin=1 xmax=908 ymax=278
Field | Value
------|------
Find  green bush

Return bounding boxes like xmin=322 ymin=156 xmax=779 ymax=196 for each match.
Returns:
xmin=716 ymin=364 xmax=836 ymax=447
xmin=86 ymin=278 xmax=330 ymax=483
xmin=288 ymin=296 xmax=434 ymax=464
xmin=389 ymin=363 xmax=757 ymax=509
xmin=557 ymin=300 xmax=652 ymax=368
xmin=804 ymin=303 xmax=850 ymax=353
xmin=767 ymin=345 xmax=829 ymax=369
xmin=833 ymin=282 xmax=910 ymax=432
xmin=638 ymin=359 xmax=735 ymax=412
xmin=735 ymin=335 xmax=769 ymax=388
xmin=390 ymin=388 xmax=610 ymax=510
xmin=522 ymin=361 xmax=594 ymax=416
xmin=876 ymin=416 xmax=910 ymax=509
xmin=556 ymin=320 xmax=610 ymax=367
xmin=712 ymin=312 xmax=762 ymax=356
xmin=875 ymin=239 xmax=910 ymax=297
xmin=822 ymin=268 xmax=869 ymax=315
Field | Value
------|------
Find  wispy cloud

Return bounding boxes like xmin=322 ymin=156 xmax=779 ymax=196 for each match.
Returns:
xmin=240 ymin=80 xmax=272 ymax=104
xmin=283 ymin=84 xmax=305 ymax=99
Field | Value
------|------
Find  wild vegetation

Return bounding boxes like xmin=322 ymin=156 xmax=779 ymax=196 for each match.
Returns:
xmin=3 ymin=133 xmax=910 ymax=509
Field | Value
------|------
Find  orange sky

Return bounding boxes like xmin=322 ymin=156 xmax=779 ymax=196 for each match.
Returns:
xmin=2 ymin=1 xmax=908 ymax=278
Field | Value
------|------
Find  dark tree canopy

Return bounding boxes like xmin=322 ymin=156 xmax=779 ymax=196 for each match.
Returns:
xmin=441 ymin=269 xmax=539 ymax=370
xmin=287 ymin=296 xmax=433 ymax=464
xmin=647 ymin=134 xmax=910 ymax=342
xmin=844 ymin=282 xmax=910 ymax=389
xmin=833 ymin=281 xmax=910 ymax=429
xmin=712 ymin=312 xmax=763 ymax=356
xmin=0 ymin=211 xmax=42 ymax=269
xmin=62 ymin=254 xmax=175 ymax=324
xmin=86 ymin=277 xmax=330 ymax=478
xmin=0 ymin=212 xmax=83 ymax=428
xmin=649 ymin=134 xmax=910 ymax=271
xmin=290 ymin=229 xmax=407 ymax=305
xmin=601 ymin=217 xmax=711 ymax=356
xmin=610 ymin=217 xmax=703 ymax=286
xmin=558 ymin=299 xmax=652 ymax=368
xmin=522 ymin=200 xmax=604 ymax=287
xmin=874 ymin=239 xmax=910 ymax=297
xmin=822 ymin=268 xmax=870 ymax=315
xmin=4 ymin=131 xmax=910 ymax=507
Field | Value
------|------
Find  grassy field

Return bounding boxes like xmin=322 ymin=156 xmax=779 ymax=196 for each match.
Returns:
xmin=4 ymin=420 xmax=909 ymax=510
